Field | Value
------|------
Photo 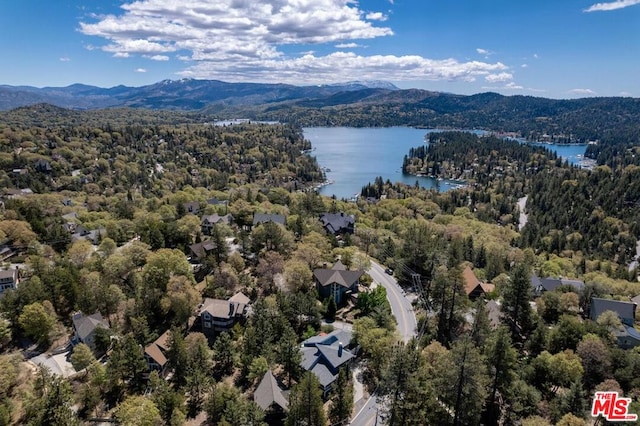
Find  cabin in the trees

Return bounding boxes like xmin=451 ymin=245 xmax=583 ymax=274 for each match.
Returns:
xmin=463 ymin=266 xmax=494 ymax=300
xmin=313 ymin=260 xmax=363 ymax=305
xmin=0 ymin=268 xmax=19 ymax=296
xmin=252 ymin=213 xmax=286 ymax=228
xmin=200 ymin=213 xmax=233 ymax=235
xmin=531 ymin=273 xmax=584 ymax=296
xmin=300 ymin=329 xmax=356 ymax=398
xmin=183 ymin=201 xmax=200 ymax=214
xmin=189 ymin=240 xmax=223 ymax=262
xmin=590 ymin=298 xmax=640 ymax=349
xmin=144 ymin=330 xmax=171 ymax=377
xmin=72 ymin=311 xmax=109 ymax=352
xmin=254 ymin=369 xmax=289 ymax=423
xmin=319 ymin=212 xmax=355 ymax=235
xmin=199 ymin=292 xmax=250 ymax=335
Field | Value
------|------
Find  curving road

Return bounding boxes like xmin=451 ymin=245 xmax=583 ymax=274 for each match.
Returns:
xmin=350 ymin=260 xmax=419 ymax=425
xmin=367 ymin=260 xmax=418 ymax=343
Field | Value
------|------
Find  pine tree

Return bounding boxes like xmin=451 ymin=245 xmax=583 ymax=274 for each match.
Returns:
xmin=329 ymin=368 xmax=353 ymax=425
xmin=286 ymin=372 xmax=326 ymax=426
xmin=501 ymin=263 xmax=533 ymax=342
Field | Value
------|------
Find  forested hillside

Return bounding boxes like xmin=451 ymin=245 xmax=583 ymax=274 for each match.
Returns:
xmin=1 ymin=106 xmax=640 ymax=426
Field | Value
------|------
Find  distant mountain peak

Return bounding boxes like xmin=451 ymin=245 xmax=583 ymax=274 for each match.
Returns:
xmin=327 ymin=80 xmax=399 ymax=90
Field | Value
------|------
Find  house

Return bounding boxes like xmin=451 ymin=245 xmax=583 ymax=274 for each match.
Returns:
xmin=201 ymin=214 xmax=233 ymax=234
xmin=313 ymin=261 xmax=363 ymax=305
xmin=319 ymin=212 xmax=355 ymax=235
xmin=2 ymin=188 xmax=33 ymax=199
xmin=531 ymin=273 xmax=584 ymax=296
xmin=462 ymin=266 xmax=495 ymax=300
xmin=207 ymin=197 xmax=227 ymax=206
xmin=254 ymin=369 xmax=288 ymax=422
xmin=34 ymin=159 xmax=52 ymax=173
xmin=183 ymin=201 xmax=200 ymax=214
xmin=189 ymin=240 xmax=225 ymax=262
xmin=252 ymin=213 xmax=286 ymax=227
xmin=300 ymin=329 xmax=355 ymax=397
xmin=200 ymin=292 xmax=250 ymax=334
xmin=144 ymin=330 xmax=171 ymax=377
xmin=72 ymin=312 xmax=109 ymax=352
xmin=0 ymin=268 xmax=19 ymax=296
xmin=590 ymin=298 xmax=636 ymax=326
xmin=591 ymin=298 xmax=640 ymax=349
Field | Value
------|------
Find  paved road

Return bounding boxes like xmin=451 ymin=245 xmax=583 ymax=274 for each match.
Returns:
xmin=350 ymin=260 xmax=419 ymax=425
xmin=367 ymin=260 xmax=418 ymax=343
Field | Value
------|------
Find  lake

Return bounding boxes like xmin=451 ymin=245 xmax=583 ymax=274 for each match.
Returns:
xmin=303 ymin=127 xmax=588 ymax=200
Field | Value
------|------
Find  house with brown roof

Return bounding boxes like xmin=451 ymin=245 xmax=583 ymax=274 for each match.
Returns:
xmin=144 ymin=330 xmax=171 ymax=377
xmin=200 ymin=292 xmax=250 ymax=335
xmin=313 ymin=260 xmax=363 ymax=305
xmin=463 ymin=266 xmax=495 ymax=300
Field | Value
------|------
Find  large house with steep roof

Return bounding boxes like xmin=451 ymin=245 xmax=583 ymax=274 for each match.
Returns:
xmin=144 ymin=330 xmax=171 ymax=377
xmin=590 ymin=298 xmax=640 ymax=349
xmin=531 ymin=273 xmax=584 ymax=296
xmin=300 ymin=329 xmax=355 ymax=398
xmin=199 ymin=292 xmax=250 ymax=335
xmin=313 ymin=261 xmax=363 ymax=305
xmin=319 ymin=212 xmax=355 ymax=235
xmin=254 ymin=369 xmax=289 ymax=422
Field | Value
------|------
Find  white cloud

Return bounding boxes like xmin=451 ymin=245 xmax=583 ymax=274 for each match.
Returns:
xmin=568 ymin=88 xmax=597 ymax=95
xmin=619 ymin=91 xmax=632 ymax=96
xmin=145 ymin=55 xmax=170 ymax=61
xmin=533 ymin=53 xmax=539 ymax=59
xmin=80 ymin=0 xmax=509 ymax=85
xmin=335 ymin=42 xmax=360 ymax=49
xmin=521 ymin=63 xmax=528 ymax=68
xmin=476 ymin=48 xmax=490 ymax=55
xmin=485 ymin=72 xmax=513 ymax=83
xmin=585 ymin=0 xmax=640 ymax=12
xmin=135 ymin=68 xmax=147 ymax=73
xmin=366 ymin=12 xmax=388 ymax=21
xmin=59 ymin=56 xmax=71 ymax=62
xmin=178 ymin=52 xmax=508 ymax=85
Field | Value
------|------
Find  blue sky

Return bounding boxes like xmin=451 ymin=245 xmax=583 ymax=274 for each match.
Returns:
xmin=0 ymin=0 xmax=638 ymax=98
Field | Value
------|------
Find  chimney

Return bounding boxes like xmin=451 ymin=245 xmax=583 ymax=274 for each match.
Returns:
xmin=338 ymin=342 xmax=343 ymax=357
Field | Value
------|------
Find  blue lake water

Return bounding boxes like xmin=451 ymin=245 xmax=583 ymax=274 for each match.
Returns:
xmin=303 ymin=127 xmax=588 ymax=200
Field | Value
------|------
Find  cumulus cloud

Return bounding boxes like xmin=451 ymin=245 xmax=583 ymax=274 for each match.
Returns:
xmin=569 ymin=88 xmax=597 ymax=95
xmin=80 ymin=0 xmax=509 ymax=84
xmin=585 ymin=0 xmax=640 ymax=11
xmin=485 ymin=72 xmax=513 ymax=83
xmin=135 ymin=68 xmax=147 ymax=73
xmin=476 ymin=48 xmax=491 ymax=56
xmin=521 ymin=64 xmax=528 ymax=68
xmin=59 ymin=56 xmax=71 ymax=62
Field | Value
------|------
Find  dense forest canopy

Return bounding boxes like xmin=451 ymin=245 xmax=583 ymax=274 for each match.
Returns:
xmin=0 ymin=105 xmax=640 ymax=425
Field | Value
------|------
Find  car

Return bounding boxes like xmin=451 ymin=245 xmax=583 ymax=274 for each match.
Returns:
xmin=385 ymin=268 xmax=393 ymax=275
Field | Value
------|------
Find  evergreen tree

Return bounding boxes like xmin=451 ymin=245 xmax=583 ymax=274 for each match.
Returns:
xmin=286 ymin=372 xmax=326 ymax=426
xmin=484 ymin=327 xmax=518 ymax=425
xmin=329 ymin=368 xmax=353 ymax=426
xmin=502 ymin=263 xmax=533 ymax=342
xmin=326 ymin=296 xmax=337 ymax=321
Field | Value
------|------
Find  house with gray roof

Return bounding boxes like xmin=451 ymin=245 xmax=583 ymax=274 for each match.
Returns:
xmin=319 ymin=212 xmax=355 ymax=235
xmin=300 ymin=329 xmax=355 ymax=398
xmin=254 ymin=369 xmax=289 ymax=421
xmin=200 ymin=292 xmax=250 ymax=335
xmin=72 ymin=311 xmax=109 ymax=352
xmin=313 ymin=260 xmax=363 ymax=305
xmin=531 ymin=273 xmax=584 ymax=296
xmin=201 ymin=213 xmax=233 ymax=235
xmin=0 ymin=268 xmax=19 ymax=296
xmin=590 ymin=298 xmax=636 ymax=326
xmin=252 ymin=213 xmax=286 ymax=227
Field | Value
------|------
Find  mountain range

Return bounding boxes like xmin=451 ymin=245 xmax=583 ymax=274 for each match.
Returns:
xmin=0 ymin=79 xmax=399 ymax=111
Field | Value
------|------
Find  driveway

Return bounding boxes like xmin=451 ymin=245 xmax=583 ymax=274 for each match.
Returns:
xmin=30 ymin=351 xmax=76 ymax=377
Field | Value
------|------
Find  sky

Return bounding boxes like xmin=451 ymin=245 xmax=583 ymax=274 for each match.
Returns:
xmin=0 ymin=0 xmax=638 ymax=99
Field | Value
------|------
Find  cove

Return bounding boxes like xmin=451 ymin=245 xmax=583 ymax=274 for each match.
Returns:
xmin=303 ymin=127 xmax=588 ymax=200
